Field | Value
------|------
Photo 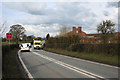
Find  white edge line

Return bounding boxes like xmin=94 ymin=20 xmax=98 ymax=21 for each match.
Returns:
xmin=18 ymin=50 xmax=34 ymax=79
xmin=43 ymin=50 xmax=119 ymax=69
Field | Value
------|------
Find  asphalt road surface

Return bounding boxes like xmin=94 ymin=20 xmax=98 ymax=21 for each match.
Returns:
xmin=19 ymin=49 xmax=119 ymax=79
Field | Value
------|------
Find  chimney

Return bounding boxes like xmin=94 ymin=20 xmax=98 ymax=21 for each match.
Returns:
xmin=78 ymin=27 xmax=82 ymax=33
xmin=72 ymin=26 xmax=76 ymax=33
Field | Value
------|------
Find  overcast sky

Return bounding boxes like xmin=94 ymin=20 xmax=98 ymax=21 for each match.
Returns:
xmin=1 ymin=1 xmax=119 ymax=37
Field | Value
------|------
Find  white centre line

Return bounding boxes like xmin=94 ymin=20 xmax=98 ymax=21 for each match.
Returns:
xmin=33 ymin=52 xmax=108 ymax=80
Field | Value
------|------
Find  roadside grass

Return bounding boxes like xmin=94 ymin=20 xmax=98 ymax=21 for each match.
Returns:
xmin=19 ymin=41 xmax=31 ymax=45
xmin=2 ymin=42 xmax=16 ymax=45
xmin=2 ymin=41 xmax=31 ymax=45
xmin=2 ymin=48 xmax=24 ymax=79
xmin=44 ymin=48 xmax=118 ymax=66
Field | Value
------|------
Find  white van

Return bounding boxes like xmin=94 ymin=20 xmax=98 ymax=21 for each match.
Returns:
xmin=20 ymin=43 xmax=30 ymax=51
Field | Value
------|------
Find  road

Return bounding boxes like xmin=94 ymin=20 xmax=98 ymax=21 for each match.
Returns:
xmin=19 ymin=49 xmax=119 ymax=79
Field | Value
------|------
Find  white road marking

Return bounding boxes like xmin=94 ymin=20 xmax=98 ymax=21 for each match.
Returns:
xmin=42 ymin=50 xmax=119 ymax=69
xmin=33 ymin=52 xmax=108 ymax=80
xmin=18 ymin=50 xmax=34 ymax=79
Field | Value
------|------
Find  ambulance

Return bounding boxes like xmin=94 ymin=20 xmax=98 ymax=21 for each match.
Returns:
xmin=33 ymin=40 xmax=42 ymax=49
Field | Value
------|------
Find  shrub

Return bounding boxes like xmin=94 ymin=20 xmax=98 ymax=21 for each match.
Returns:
xmin=45 ymin=36 xmax=119 ymax=55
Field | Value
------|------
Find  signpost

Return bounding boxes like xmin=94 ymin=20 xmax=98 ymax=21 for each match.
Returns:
xmin=6 ymin=33 xmax=12 ymax=48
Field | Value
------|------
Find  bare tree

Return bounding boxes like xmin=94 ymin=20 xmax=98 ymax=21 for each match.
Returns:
xmin=97 ymin=20 xmax=115 ymax=34
xmin=9 ymin=24 xmax=26 ymax=44
xmin=59 ymin=25 xmax=70 ymax=36
xmin=97 ymin=20 xmax=115 ymax=44
xmin=27 ymin=35 xmax=35 ymax=41
xmin=0 ymin=21 xmax=7 ymax=37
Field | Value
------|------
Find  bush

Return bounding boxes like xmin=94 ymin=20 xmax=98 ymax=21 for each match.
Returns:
xmin=2 ymin=44 xmax=19 ymax=56
xmin=68 ymin=43 xmax=119 ymax=55
xmin=45 ymin=36 xmax=119 ymax=56
xmin=2 ymin=44 xmax=23 ymax=78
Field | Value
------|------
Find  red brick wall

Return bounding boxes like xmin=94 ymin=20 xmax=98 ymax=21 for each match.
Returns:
xmin=66 ymin=27 xmax=86 ymax=37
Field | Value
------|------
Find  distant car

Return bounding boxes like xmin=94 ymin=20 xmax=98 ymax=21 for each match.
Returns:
xmin=20 ymin=43 xmax=31 ymax=51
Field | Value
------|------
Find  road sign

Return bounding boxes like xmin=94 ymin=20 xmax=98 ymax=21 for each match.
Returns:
xmin=6 ymin=33 xmax=12 ymax=39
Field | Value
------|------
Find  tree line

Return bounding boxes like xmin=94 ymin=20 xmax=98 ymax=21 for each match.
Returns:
xmin=1 ymin=19 xmax=119 ymax=45
xmin=1 ymin=24 xmax=50 ymax=44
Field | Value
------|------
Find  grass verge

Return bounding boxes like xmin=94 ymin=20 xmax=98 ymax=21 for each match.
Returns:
xmin=44 ymin=48 xmax=118 ymax=67
xmin=2 ymin=42 xmax=16 ymax=45
xmin=2 ymin=48 xmax=24 ymax=79
xmin=2 ymin=41 xmax=31 ymax=45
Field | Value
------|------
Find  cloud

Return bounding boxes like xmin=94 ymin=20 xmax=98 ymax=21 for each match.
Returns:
xmin=107 ymin=2 xmax=118 ymax=8
xmin=1 ymin=0 xmax=119 ymax=2
xmin=118 ymin=1 xmax=120 ymax=7
xmin=2 ymin=2 xmax=119 ymax=37
xmin=0 ymin=3 xmax=2 ymax=25
xmin=4 ymin=2 xmax=97 ymax=25
xmin=3 ymin=2 xmax=46 ymax=15
xmin=24 ymin=24 xmax=61 ymax=37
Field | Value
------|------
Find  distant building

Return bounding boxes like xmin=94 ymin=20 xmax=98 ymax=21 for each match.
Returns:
xmin=66 ymin=26 xmax=86 ymax=37
xmin=65 ymin=26 xmax=120 ymax=44
xmin=115 ymin=32 xmax=120 ymax=39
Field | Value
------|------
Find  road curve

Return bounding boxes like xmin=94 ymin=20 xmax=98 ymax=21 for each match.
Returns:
xmin=19 ymin=49 xmax=119 ymax=79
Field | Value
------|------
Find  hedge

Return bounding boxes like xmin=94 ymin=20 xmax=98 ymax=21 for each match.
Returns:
xmin=45 ymin=36 xmax=119 ymax=56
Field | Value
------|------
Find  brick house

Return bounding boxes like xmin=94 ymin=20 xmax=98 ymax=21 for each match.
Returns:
xmin=115 ymin=32 xmax=120 ymax=39
xmin=65 ymin=26 xmax=120 ymax=43
xmin=65 ymin=26 xmax=98 ymax=43
xmin=65 ymin=26 xmax=86 ymax=37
